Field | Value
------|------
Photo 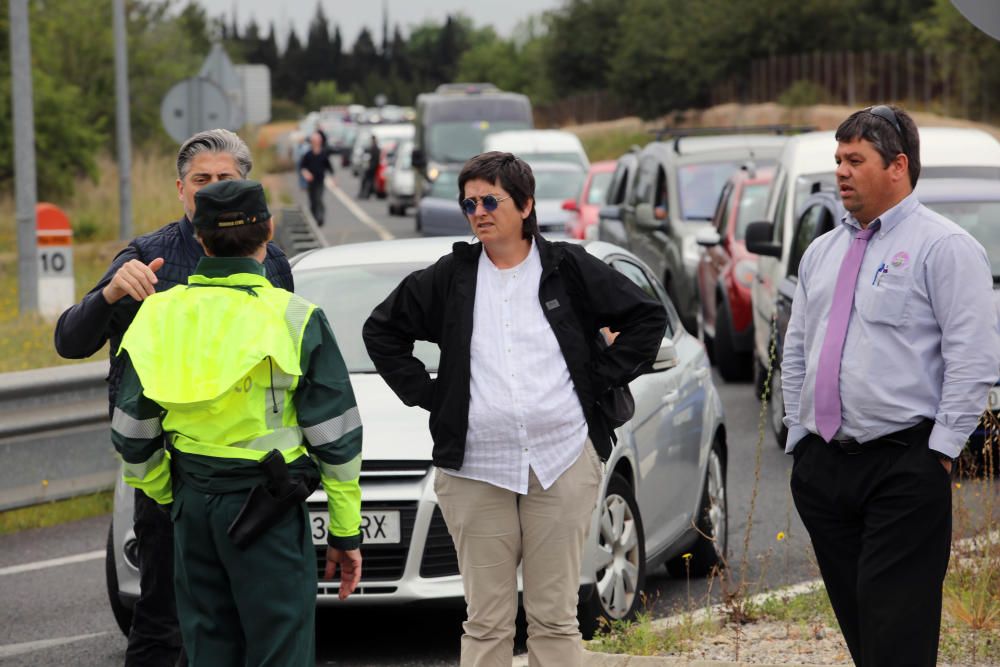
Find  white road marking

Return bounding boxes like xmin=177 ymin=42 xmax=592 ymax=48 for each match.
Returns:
xmin=0 ymin=549 xmax=103 ymax=577
xmin=326 ymin=177 xmax=395 ymax=241
xmin=0 ymin=632 xmax=111 ymax=658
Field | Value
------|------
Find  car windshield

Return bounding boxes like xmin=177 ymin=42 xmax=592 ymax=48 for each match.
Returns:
xmin=587 ymin=171 xmax=614 ymax=205
xmin=427 ymin=121 xmax=528 ymax=162
xmin=734 ymin=182 xmax=771 ymax=240
xmin=679 ymin=162 xmax=749 ymax=221
xmin=923 ymin=200 xmax=1000 ymax=278
xmin=295 ymin=263 xmax=441 ymax=373
xmin=429 ymin=172 xmax=461 ymax=199
xmin=534 ymin=169 xmax=585 ymax=200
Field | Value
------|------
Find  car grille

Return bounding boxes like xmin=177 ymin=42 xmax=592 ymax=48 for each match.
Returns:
xmin=359 ymin=460 xmax=432 ymax=483
xmin=313 ymin=500 xmax=417 ymax=582
xmin=419 ymin=507 xmax=459 ymax=578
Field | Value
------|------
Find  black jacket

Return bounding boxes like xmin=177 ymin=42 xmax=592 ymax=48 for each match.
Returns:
xmin=54 ymin=216 xmax=293 ymax=411
xmin=362 ymin=236 xmax=667 ymax=468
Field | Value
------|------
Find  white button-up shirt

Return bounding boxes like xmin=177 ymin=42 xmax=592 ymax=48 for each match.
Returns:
xmin=782 ymin=192 xmax=1000 ymax=458
xmin=444 ymin=240 xmax=588 ymax=493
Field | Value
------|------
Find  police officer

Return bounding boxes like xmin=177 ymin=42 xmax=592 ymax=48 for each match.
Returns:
xmin=111 ymin=180 xmax=363 ymax=666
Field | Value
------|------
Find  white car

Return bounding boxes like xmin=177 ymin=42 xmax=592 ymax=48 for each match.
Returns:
xmin=350 ymin=123 xmax=415 ymax=177
xmin=387 ymin=139 xmax=416 ymax=216
xmin=106 ymin=237 xmax=728 ymax=637
xmin=749 ymin=127 xmax=1000 ymax=402
xmin=483 ymin=129 xmax=590 ymax=169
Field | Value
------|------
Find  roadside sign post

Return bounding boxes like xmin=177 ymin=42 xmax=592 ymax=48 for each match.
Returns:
xmin=9 ymin=0 xmax=38 ymax=314
xmin=35 ymin=204 xmax=75 ymax=320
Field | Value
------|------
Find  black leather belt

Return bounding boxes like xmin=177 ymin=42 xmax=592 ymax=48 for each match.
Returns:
xmin=830 ymin=419 xmax=933 ymax=455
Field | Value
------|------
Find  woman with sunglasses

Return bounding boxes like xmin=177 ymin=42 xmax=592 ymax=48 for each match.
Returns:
xmin=364 ymin=151 xmax=667 ymax=666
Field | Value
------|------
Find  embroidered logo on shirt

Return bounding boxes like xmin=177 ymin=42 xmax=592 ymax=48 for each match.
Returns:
xmin=890 ymin=251 xmax=910 ymax=268
xmin=545 ymin=299 xmax=560 ymax=310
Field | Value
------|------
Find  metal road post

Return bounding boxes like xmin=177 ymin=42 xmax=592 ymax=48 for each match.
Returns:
xmin=113 ymin=0 xmax=133 ymax=240
xmin=9 ymin=0 xmax=38 ymax=314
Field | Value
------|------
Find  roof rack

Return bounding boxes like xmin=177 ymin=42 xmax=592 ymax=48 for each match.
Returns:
xmin=434 ymin=82 xmax=500 ymax=95
xmin=649 ymin=125 xmax=817 ymax=154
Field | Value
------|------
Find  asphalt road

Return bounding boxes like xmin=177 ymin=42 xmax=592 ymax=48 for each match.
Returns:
xmin=0 ymin=168 xmax=821 ymax=665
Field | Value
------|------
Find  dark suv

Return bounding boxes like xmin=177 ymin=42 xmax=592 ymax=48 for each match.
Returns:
xmin=618 ymin=133 xmax=787 ymax=334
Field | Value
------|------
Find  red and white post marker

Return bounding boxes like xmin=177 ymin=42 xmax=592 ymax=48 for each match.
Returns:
xmin=36 ymin=203 xmax=74 ymax=319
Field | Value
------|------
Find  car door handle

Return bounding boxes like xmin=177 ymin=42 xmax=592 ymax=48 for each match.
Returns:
xmin=694 ymin=367 xmax=709 ymax=379
xmin=663 ymin=390 xmax=679 ymax=404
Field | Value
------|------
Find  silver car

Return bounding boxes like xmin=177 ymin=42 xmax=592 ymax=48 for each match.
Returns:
xmin=107 ymin=237 xmax=728 ymax=636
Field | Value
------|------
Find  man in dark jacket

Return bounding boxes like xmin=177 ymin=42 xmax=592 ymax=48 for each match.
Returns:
xmin=363 ymin=152 xmax=666 ymax=666
xmin=53 ymin=129 xmax=293 ymax=667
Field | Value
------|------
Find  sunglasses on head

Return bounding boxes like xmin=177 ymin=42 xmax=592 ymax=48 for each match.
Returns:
xmin=461 ymin=194 xmax=511 ymax=216
xmin=867 ymin=105 xmax=905 ymax=142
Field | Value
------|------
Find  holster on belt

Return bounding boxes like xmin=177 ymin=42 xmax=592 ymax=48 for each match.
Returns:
xmin=227 ymin=449 xmax=313 ymax=550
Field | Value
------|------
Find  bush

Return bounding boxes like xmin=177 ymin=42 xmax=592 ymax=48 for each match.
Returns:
xmin=271 ymin=98 xmax=304 ymax=122
xmin=778 ymin=80 xmax=830 ymax=108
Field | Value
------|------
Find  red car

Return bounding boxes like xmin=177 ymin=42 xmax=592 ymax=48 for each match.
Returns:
xmin=563 ymin=160 xmax=617 ymax=239
xmin=696 ymin=167 xmax=773 ymax=381
xmin=374 ymin=141 xmax=399 ymax=199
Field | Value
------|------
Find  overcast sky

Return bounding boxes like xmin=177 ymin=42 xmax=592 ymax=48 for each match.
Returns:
xmin=192 ymin=0 xmax=565 ymax=48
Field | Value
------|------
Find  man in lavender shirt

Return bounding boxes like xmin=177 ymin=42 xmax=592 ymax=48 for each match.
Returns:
xmin=782 ymin=105 xmax=999 ymax=666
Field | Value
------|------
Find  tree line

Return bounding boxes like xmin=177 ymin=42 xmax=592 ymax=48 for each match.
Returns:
xmin=1 ymin=0 xmax=997 ymax=201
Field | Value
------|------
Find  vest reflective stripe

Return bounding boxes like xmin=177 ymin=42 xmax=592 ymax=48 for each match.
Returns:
xmin=284 ymin=294 xmax=313 ymax=347
xmin=112 ymin=408 xmax=162 ymax=440
xmin=171 ymin=427 xmax=304 ymax=458
xmin=302 ymin=407 xmax=362 ymax=445
xmin=319 ymin=453 xmax=362 ymax=482
xmin=123 ymin=449 xmax=166 ymax=481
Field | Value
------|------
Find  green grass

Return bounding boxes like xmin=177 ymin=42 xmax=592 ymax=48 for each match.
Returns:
xmin=588 ymin=610 xmax=718 ymax=656
xmin=578 ymin=129 xmax=650 ymax=162
xmin=0 ymin=490 xmax=113 ymax=535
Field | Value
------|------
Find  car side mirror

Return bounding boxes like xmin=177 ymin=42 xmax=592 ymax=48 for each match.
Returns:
xmin=636 ymin=202 xmax=666 ymax=231
xmin=745 ymin=221 xmax=782 ymax=258
xmin=599 ymin=204 xmax=621 ymax=221
xmin=411 ymin=148 xmax=426 ymax=169
xmin=696 ymin=229 xmax=721 ymax=247
xmin=651 ymin=336 xmax=680 ymax=372
xmin=562 ymin=198 xmax=579 ymax=212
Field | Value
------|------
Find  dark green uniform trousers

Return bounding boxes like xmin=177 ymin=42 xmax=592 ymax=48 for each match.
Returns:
xmin=171 ymin=482 xmax=317 ymax=667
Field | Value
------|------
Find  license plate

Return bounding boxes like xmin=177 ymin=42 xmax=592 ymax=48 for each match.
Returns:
xmin=310 ymin=510 xmax=400 ymax=546
xmin=990 ymin=387 xmax=1000 ymax=411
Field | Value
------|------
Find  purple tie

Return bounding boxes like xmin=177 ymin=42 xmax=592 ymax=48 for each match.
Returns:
xmin=814 ymin=226 xmax=877 ymax=442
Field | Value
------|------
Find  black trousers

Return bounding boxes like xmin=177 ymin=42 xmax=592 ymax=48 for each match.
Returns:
xmin=126 ymin=489 xmax=186 ymax=667
xmin=790 ymin=423 xmax=952 ymax=667
xmin=307 ymin=181 xmax=325 ymax=226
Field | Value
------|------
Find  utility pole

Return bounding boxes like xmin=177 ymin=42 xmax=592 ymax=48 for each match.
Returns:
xmin=113 ymin=0 xmax=133 ymax=240
xmin=9 ymin=0 xmax=38 ymax=314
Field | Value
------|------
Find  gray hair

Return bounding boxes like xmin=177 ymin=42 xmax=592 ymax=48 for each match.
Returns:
xmin=176 ymin=129 xmax=253 ymax=180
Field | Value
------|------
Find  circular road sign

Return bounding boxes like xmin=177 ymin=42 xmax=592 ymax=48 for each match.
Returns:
xmin=160 ymin=76 xmax=232 ymax=144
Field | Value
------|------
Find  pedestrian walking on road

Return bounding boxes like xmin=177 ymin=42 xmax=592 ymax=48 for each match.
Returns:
xmin=782 ymin=105 xmax=1000 ymax=667
xmin=358 ymin=135 xmax=379 ymax=200
xmin=54 ymin=129 xmax=294 ymax=667
xmin=299 ymin=129 xmax=335 ymax=226
xmin=112 ymin=180 xmax=363 ymax=666
xmin=363 ymin=152 xmax=666 ymax=666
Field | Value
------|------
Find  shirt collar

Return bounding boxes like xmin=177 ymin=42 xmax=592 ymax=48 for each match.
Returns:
xmin=480 ymin=238 xmax=537 ymax=273
xmin=840 ymin=191 xmax=919 ymax=237
xmin=191 ymin=256 xmax=268 ymax=280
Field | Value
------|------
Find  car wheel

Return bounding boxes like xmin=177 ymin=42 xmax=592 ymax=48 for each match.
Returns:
xmin=105 ymin=521 xmax=133 ymax=637
xmin=697 ymin=309 xmax=714 ymax=363
xmin=769 ymin=367 xmax=788 ymax=448
xmin=388 ymin=203 xmax=399 ymax=216
xmin=415 ymin=212 xmax=422 ymax=232
xmin=666 ymin=438 xmax=727 ymax=578
xmin=714 ymin=300 xmax=751 ymax=382
xmin=578 ymin=472 xmax=646 ymax=638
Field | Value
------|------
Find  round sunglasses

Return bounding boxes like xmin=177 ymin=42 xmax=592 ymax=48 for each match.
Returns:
xmin=461 ymin=194 xmax=511 ymax=216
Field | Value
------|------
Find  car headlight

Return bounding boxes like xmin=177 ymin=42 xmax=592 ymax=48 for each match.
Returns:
xmin=733 ymin=259 xmax=757 ymax=288
xmin=427 ymin=162 xmax=442 ymax=182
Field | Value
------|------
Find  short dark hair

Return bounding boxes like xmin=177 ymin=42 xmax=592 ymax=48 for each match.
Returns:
xmin=835 ymin=105 xmax=921 ymax=187
xmin=196 ymin=222 xmax=270 ymax=258
xmin=457 ymin=151 xmax=537 ymax=240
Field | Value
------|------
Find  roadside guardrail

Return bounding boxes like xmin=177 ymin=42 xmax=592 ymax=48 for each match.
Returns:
xmin=0 ymin=360 xmax=115 ymax=511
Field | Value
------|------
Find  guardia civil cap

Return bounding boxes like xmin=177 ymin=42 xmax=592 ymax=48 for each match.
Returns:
xmin=191 ymin=180 xmax=270 ymax=230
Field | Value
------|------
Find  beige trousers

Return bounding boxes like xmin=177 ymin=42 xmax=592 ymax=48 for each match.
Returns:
xmin=434 ymin=442 xmax=603 ymax=667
